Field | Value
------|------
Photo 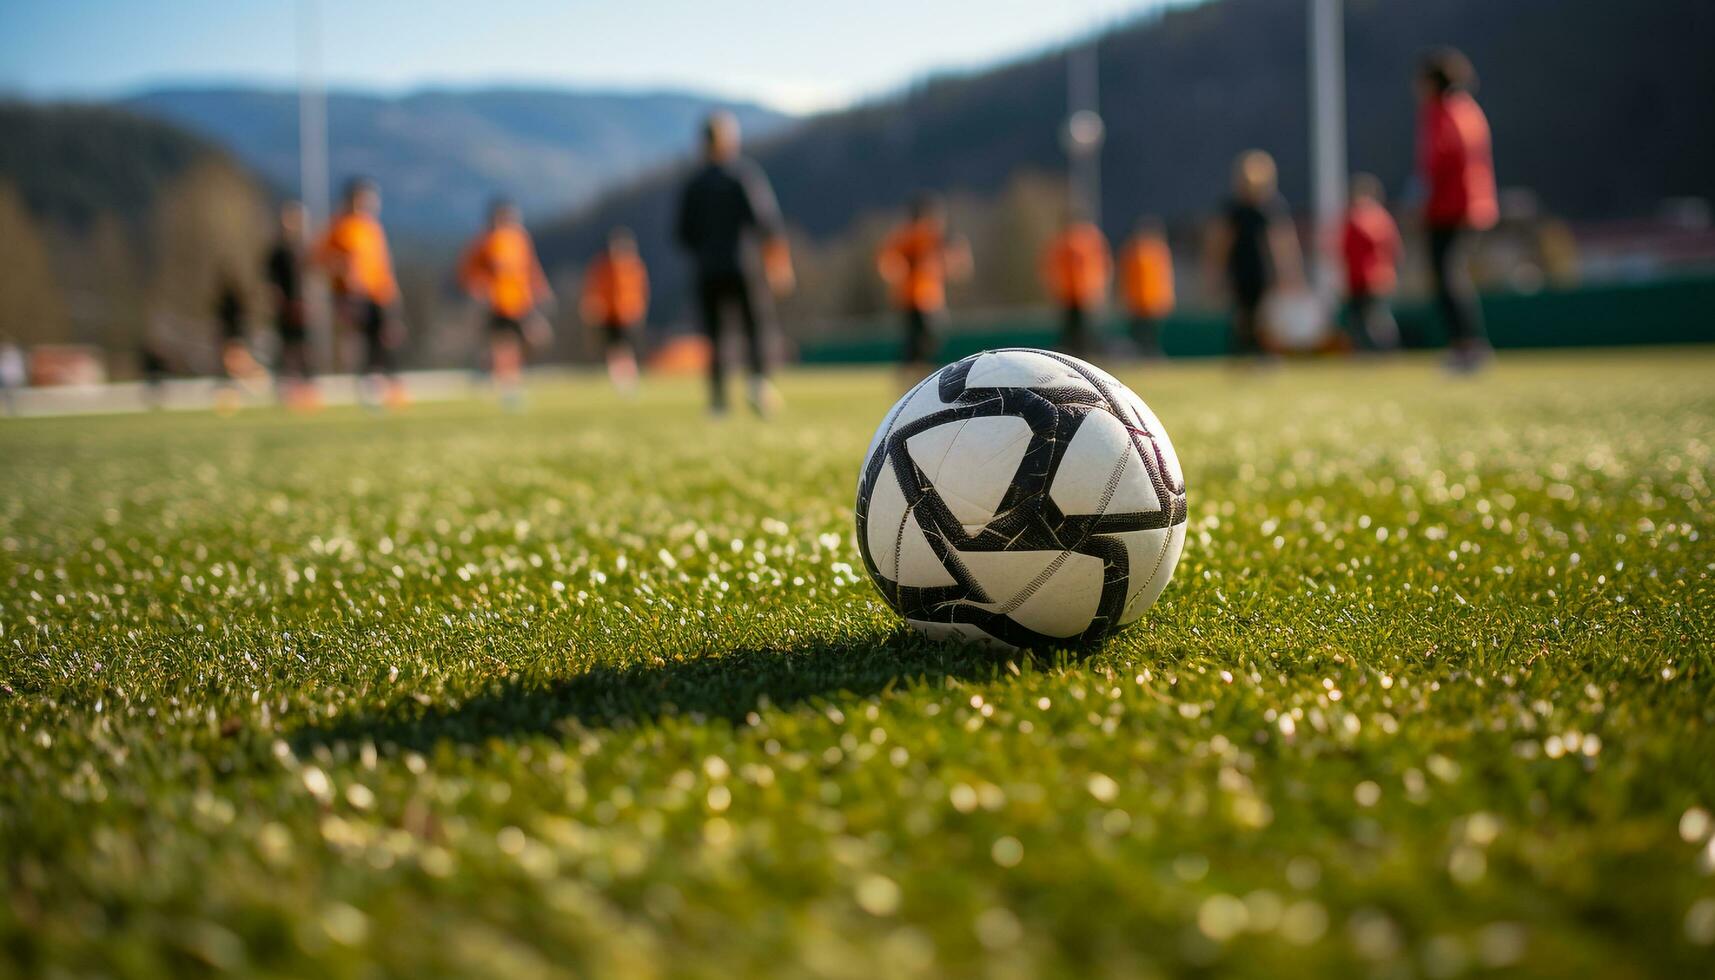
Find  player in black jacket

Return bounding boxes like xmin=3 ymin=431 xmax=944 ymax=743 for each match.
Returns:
xmin=675 ymin=111 xmax=793 ymax=416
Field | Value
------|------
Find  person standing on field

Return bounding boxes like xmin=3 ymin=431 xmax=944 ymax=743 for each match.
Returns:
xmin=1041 ymin=215 xmax=1112 ymax=358
xmin=211 ymin=269 xmax=258 ymax=414
xmin=675 ymin=111 xmax=793 ymax=417
xmin=1415 ymin=47 xmax=1498 ymax=372
xmin=1204 ymin=150 xmax=1302 ymax=359
xmin=581 ymin=227 xmax=648 ymax=394
xmin=1339 ymin=174 xmax=1402 ymax=352
xmin=213 ymin=271 xmax=247 ymax=374
xmin=459 ymin=198 xmax=554 ymax=410
xmin=1119 ymin=216 xmax=1175 ymax=359
xmin=876 ymin=193 xmax=971 ymax=381
xmin=264 ymin=200 xmax=317 ymax=408
xmin=315 ymin=177 xmax=406 ymax=408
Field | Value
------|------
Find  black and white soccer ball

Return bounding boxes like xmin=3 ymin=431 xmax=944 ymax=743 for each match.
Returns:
xmin=855 ymin=348 xmax=1187 ymax=649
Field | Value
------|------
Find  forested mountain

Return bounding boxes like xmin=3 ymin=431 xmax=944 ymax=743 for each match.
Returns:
xmin=0 ymin=101 xmax=235 ymax=233
xmin=0 ymin=101 xmax=273 ymax=355
xmin=126 ymin=87 xmax=791 ymax=237
xmin=536 ymin=0 xmax=1715 ymax=324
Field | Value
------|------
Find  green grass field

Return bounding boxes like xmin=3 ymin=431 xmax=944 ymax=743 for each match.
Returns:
xmin=4 ymin=351 xmax=1715 ymax=977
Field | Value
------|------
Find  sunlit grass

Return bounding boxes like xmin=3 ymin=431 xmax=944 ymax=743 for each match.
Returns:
xmin=3 ymin=350 xmax=1714 ymax=976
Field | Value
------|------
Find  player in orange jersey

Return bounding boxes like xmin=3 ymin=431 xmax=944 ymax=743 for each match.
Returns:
xmin=1118 ymin=216 xmax=1175 ymax=359
xmin=314 ymin=177 xmax=406 ymax=408
xmin=1041 ymin=216 xmax=1112 ymax=358
xmin=459 ymin=198 xmax=554 ymax=409
xmin=580 ymin=227 xmax=649 ymax=394
xmin=876 ymin=193 xmax=971 ymax=381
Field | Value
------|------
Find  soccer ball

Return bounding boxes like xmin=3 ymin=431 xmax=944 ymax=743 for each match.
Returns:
xmin=855 ymin=348 xmax=1187 ymax=648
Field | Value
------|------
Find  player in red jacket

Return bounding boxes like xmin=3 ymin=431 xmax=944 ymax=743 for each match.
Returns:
xmin=1416 ymin=48 xmax=1498 ymax=371
xmin=1339 ymin=174 xmax=1402 ymax=352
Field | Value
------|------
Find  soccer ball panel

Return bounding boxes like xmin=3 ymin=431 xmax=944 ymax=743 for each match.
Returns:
xmin=860 ymin=373 xmax=960 ymax=482
xmin=887 ymin=375 xmax=960 ymax=437
xmin=965 ymin=349 xmax=1098 ymax=393
xmin=862 ymin=461 xmax=909 ymax=581
xmin=1123 ymin=390 xmax=1184 ymax=490
xmin=954 ymin=548 xmax=1104 ymax=640
xmin=1050 ymin=409 xmax=1163 ymax=516
xmin=863 ymin=374 xmax=933 ymax=465
xmin=905 ymin=416 xmax=1032 ymax=533
xmin=956 ymin=548 xmax=1059 ymax=607
xmin=896 ymin=517 xmax=957 ymax=588
xmin=1109 ymin=524 xmax=1185 ymax=625
xmin=1004 ymin=551 xmax=1105 ymax=638
xmin=1037 ymin=352 xmax=1183 ymax=493
xmin=1130 ymin=521 xmax=1186 ymax=624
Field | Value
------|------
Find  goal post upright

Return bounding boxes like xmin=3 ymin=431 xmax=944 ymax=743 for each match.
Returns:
xmin=1308 ymin=0 xmax=1348 ymax=307
xmin=297 ymin=0 xmax=333 ymax=366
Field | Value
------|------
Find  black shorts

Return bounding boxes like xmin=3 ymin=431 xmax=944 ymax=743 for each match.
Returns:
xmin=1232 ymin=280 xmax=1269 ymax=313
xmin=600 ymin=322 xmax=634 ymax=349
xmin=488 ymin=313 xmax=524 ymax=339
xmin=337 ymin=296 xmax=385 ymax=337
xmin=901 ymin=307 xmax=940 ymax=364
xmin=277 ymin=313 xmax=308 ymax=345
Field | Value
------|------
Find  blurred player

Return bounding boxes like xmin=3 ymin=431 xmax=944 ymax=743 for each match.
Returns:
xmin=578 ymin=228 xmax=647 ymax=392
xmin=140 ymin=319 xmax=173 ymax=411
xmin=675 ymin=111 xmax=793 ymax=417
xmin=1040 ymin=214 xmax=1112 ymax=357
xmin=580 ymin=227 xmax=649 ymax=393
xmin=876 ymin=193 xmax=971 ymax=380
xmin=1416 ymin=48 xmax=1498 ymax=372
xmin=1339 ymin=174 xmax=1402 ymax=352
xmin=459 ymin=198 xmax=553 ymax=409
xmin=264 ymin=200 xmax=317 ymax=409
xmin=1118 ymin=216 xmax=1175 ymax=358
xmin=212 ymin=269 xmax=256 ymax=413
xmin=1204 ymin=150 xmax=1302 ymax=359
xmin=315 ymin=177 xmax=405 ymax=409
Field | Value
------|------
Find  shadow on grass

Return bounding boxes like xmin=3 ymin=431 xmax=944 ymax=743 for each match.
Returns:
xmin=292 ymin=628 xmax=1031 ymax=754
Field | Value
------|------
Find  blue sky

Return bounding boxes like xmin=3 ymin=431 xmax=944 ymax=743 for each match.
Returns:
xmin=0 ymin=0 xmax=1180 ymax=113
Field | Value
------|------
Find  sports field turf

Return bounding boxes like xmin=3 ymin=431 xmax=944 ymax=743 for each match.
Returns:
xmin=4 ymin=350 xmax=1714 ymax=977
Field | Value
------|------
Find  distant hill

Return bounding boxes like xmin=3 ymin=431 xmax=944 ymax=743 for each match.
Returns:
xmin=537 ymin=0 xmax=1715 ymax=323
xmin=124 ymin=86 xmax=793 ymax=237
xmin=0 ymin=100 xmax=235 ymax=233
xmin=0 ymin=101 xmax=274 ymax=356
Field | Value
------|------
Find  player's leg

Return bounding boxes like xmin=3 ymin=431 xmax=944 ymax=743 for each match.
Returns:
xmin=730 ymin=276 xmax=764 ymax=379
xmin=901 ymin=307 xmax=926 ymax=375
xmin=1431 ymin=227 xmax=1489 ymax=369
xmin=1345 ymin=293 xmax=1372 ymax=351
xmin=1132 ymin=314 xmax=1161 ymax=358
xmin=604 ymin=321 xmax=638 ymax=394
xmin=279 ymin=327 xmax=319 ymax=409
xmin=490 ymin=314 xmax=526 ymax=408
xmin=730 ymin=276 xmax=779 ymax=416
xmin=1363 ymin=294 xmax=1400 ymax=352
xmin=1230 ymin=297 xmax=1258 ymax=357
xmin=697 ymin=275 xmax=729 ymax=413
xmin=1058 ymin=305 xmax=1074 ymax=355
xmin=358 ymin=301 xmax=391 ymax=408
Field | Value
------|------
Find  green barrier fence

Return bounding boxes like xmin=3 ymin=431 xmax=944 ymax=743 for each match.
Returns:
xmin=797 ymin=274 xmax=1715 ymax=363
